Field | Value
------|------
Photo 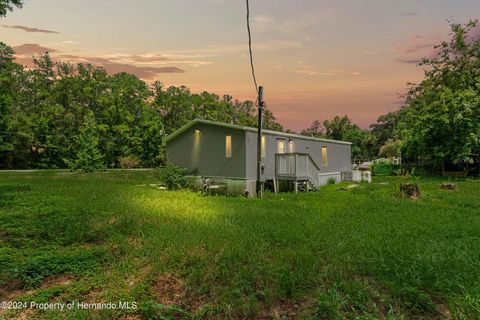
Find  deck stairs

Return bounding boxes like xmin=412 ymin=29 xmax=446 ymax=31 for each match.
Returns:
xmin=275 ymin=153 xmax=321 ymax=192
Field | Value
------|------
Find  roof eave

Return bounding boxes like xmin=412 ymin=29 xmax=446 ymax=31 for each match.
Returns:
xmin=165 ymin=119 xmax=352 ymax=145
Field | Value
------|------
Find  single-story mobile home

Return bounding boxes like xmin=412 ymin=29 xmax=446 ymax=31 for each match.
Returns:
xmin=166 ymin=119 xmax=352 ymax=196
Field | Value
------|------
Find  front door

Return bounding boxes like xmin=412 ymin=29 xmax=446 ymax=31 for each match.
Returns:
xmin=276 ymin=139 xmax=292 ymax=175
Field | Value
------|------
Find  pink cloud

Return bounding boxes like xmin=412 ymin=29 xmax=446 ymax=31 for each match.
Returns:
xmin=13 ymin=43 xmax=57 ymax=55
xmin=12 ymin=44 xmax=185 ymax=79
xmin=395 ymin=34 xmax=441 ymax=64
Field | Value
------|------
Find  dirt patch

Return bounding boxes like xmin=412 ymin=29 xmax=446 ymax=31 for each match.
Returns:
xmin=83 ymin=286 xmax=104 ymax=303
xmin=154 ymin=273 xmax=186 ymax=306
xmin=7 ymin=308 xmax=35 ymax=320
xmin=153 ymin=272 xmax=210 ymax=314
xmin=437 ymin=304 xmax=452 ymax=320
xmin=440 ymin=183 xmax=457 ymax=190
xmin=258 ymin=299 xmax=315 ymax=320
xmin=0 ymin=281 xmax=29 ymax=317
xmin=127 ymin=263 xmax=152 ymax=288
xmin=118 ymin=315 xmax=142 ymax=320
xmin=0 ymin=280 xmax=35 ymax=302
xmin=40 ymin=274 xmax=74 ymax=289
xmin=0 ymin=275 xmax=75 ymax=317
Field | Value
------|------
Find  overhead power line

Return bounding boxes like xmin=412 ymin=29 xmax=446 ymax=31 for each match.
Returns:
xmin=246 ymin=0 xmax=259 ymax=95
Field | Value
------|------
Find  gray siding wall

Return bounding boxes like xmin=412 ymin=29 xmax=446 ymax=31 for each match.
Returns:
xmin=246 ymin=131 xmax=351 ymax=179
xmin=167 ymin=123 xmax=247 ymax=178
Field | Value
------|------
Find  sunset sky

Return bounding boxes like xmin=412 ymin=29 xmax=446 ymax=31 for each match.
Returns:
xmin=1 ymin=0 xmax=479 ymax=131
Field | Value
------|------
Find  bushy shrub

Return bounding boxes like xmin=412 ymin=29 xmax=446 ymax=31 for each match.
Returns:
xmin=119 ymin=156 xmax=140 ymax=169
xmin=371 ymin=158 xmax=398 ymax=176
xmin=154 ymin=164 xmax=189 ymax=190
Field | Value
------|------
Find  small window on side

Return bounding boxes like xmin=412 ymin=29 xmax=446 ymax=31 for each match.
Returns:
xmin=226 ymin=135 xmax=232 ymax=158
xmin=261 ymin=136 xmax=266 ymax=158
xmin=322 ymin=146 xmax=328 ymax=166
xmin=277 ymin=139 xmax=286 ymax=154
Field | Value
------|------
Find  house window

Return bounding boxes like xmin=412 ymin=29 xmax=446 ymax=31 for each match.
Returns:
xmin=261 ymin=136 xmax=266 ymax=158
xmin=226 ymin=135 xmax=232 ymax=158
xmin=277 ymin=139 xmax=286 ymax=154
xmin=322 ymin=146 xmax=328 ymax=166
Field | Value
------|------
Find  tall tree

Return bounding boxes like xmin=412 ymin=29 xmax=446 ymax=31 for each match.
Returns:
xmin=0 ymin=42 xmax=19 ymax=167
xmin=323 ymin=115 xmax=375 ymax=159
xmin=399 ymin=20 xmax=480 ymax=168
xmin=370 ymin=111 xmax=403 ymax=148
xmin=301 ymin=120 xmax=325 ymax=138
xmin=70 ymin=112 xmax=105 ymax=172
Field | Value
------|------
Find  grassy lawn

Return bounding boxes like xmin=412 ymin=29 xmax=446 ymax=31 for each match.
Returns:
xmin=0 ymin=171 xmax=479 ymax=319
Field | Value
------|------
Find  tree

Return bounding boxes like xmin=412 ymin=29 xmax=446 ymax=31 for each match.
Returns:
xmin=70 ymin=112 xmax=105 ymax=172
xmin=323 ymin=116 xmax=353 ymax=141
xmin=0 ymin=42 xmax=19 ymax=167
xmin=301 ymin=120 xmax=324 ymax=138
xmin=322 ymin=115 xmax=375 ymax=159
xmin=370 ymin=111 xmax=403 ymax=148
xmin=379 ymin=139 xmax=402 ymax=158
xmin=0 ymin=0 xmax=22 ymax=17
xmin=399 ymin=20 xmax=480 ymax=168
xmin=262 ymin=108 xmax=283 ymax=131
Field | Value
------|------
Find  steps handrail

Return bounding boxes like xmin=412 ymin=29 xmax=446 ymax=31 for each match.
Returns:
xmin=275 ymin=153 xmax=321 ymax=187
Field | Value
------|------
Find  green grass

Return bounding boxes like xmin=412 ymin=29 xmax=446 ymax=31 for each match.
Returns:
xmin=1 ymin=171 xmax=480 ymax=319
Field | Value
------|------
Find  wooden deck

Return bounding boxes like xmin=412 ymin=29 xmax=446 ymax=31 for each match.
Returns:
xmin=275 ymin=153 xmax=321 ymax=192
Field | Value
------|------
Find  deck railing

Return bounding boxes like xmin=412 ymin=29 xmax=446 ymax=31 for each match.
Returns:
xmin=275 ymin=153 xmax=320 ymax=187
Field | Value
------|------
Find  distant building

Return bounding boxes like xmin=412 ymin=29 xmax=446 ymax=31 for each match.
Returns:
xmin=166 ymin=119 xmax=352 ymax=196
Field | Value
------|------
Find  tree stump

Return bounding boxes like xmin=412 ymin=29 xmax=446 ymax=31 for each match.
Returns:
xmin=400 ymin=183 xmax=421 ymax=199
xmin=440 ymin=183 xmax=457 ymax=190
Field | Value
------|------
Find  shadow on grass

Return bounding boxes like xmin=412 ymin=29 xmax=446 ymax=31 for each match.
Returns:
xmin=1 ymin=173 xmax=480 ymax=319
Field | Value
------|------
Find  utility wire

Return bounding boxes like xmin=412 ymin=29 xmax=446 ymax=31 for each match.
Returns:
xmin=246 ymin=0 xmax=259 ymax=96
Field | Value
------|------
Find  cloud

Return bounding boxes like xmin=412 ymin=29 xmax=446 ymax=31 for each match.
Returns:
xmin=395 ymin=35 xmax=438 ymax=54
xmin=12 ymin=43 xmax=185 ymax=80
xmin=395 ymin=34 xmax=441 ymax=64
xmin=252 ymin=15 xmax=276 ymax=32
xmin=12 ymin=43 xmax=57 ymax=55
xmin=296 ymin=69 xmax=339 ymax=76
xmin=397 ymin=58 xmax=422 ymax=64
xmin=2 ymin=24 xmax=59 ymax=34
xmin=295 ymin=68 xmax=360 ymax=76
xmin=395 ymin=24 xmax=480 ymax=65
xmin=165 ymin=40 xmax=303 ymax=58
xmin=399 ymin=12 xmax=420 ymax=17
xmin=251 ymin=10 xmax=334 ymax=40
xmin=105 ymin=53 xmax=212 ymax=68
xmin=57 ymin=54 xmax=185 ymax=78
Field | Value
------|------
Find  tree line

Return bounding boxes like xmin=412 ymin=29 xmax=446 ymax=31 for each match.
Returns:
xmin=0 ymin=44 xmax=284 ymax=169
xmin=1 ymin=0 xmax=479 ymax=172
